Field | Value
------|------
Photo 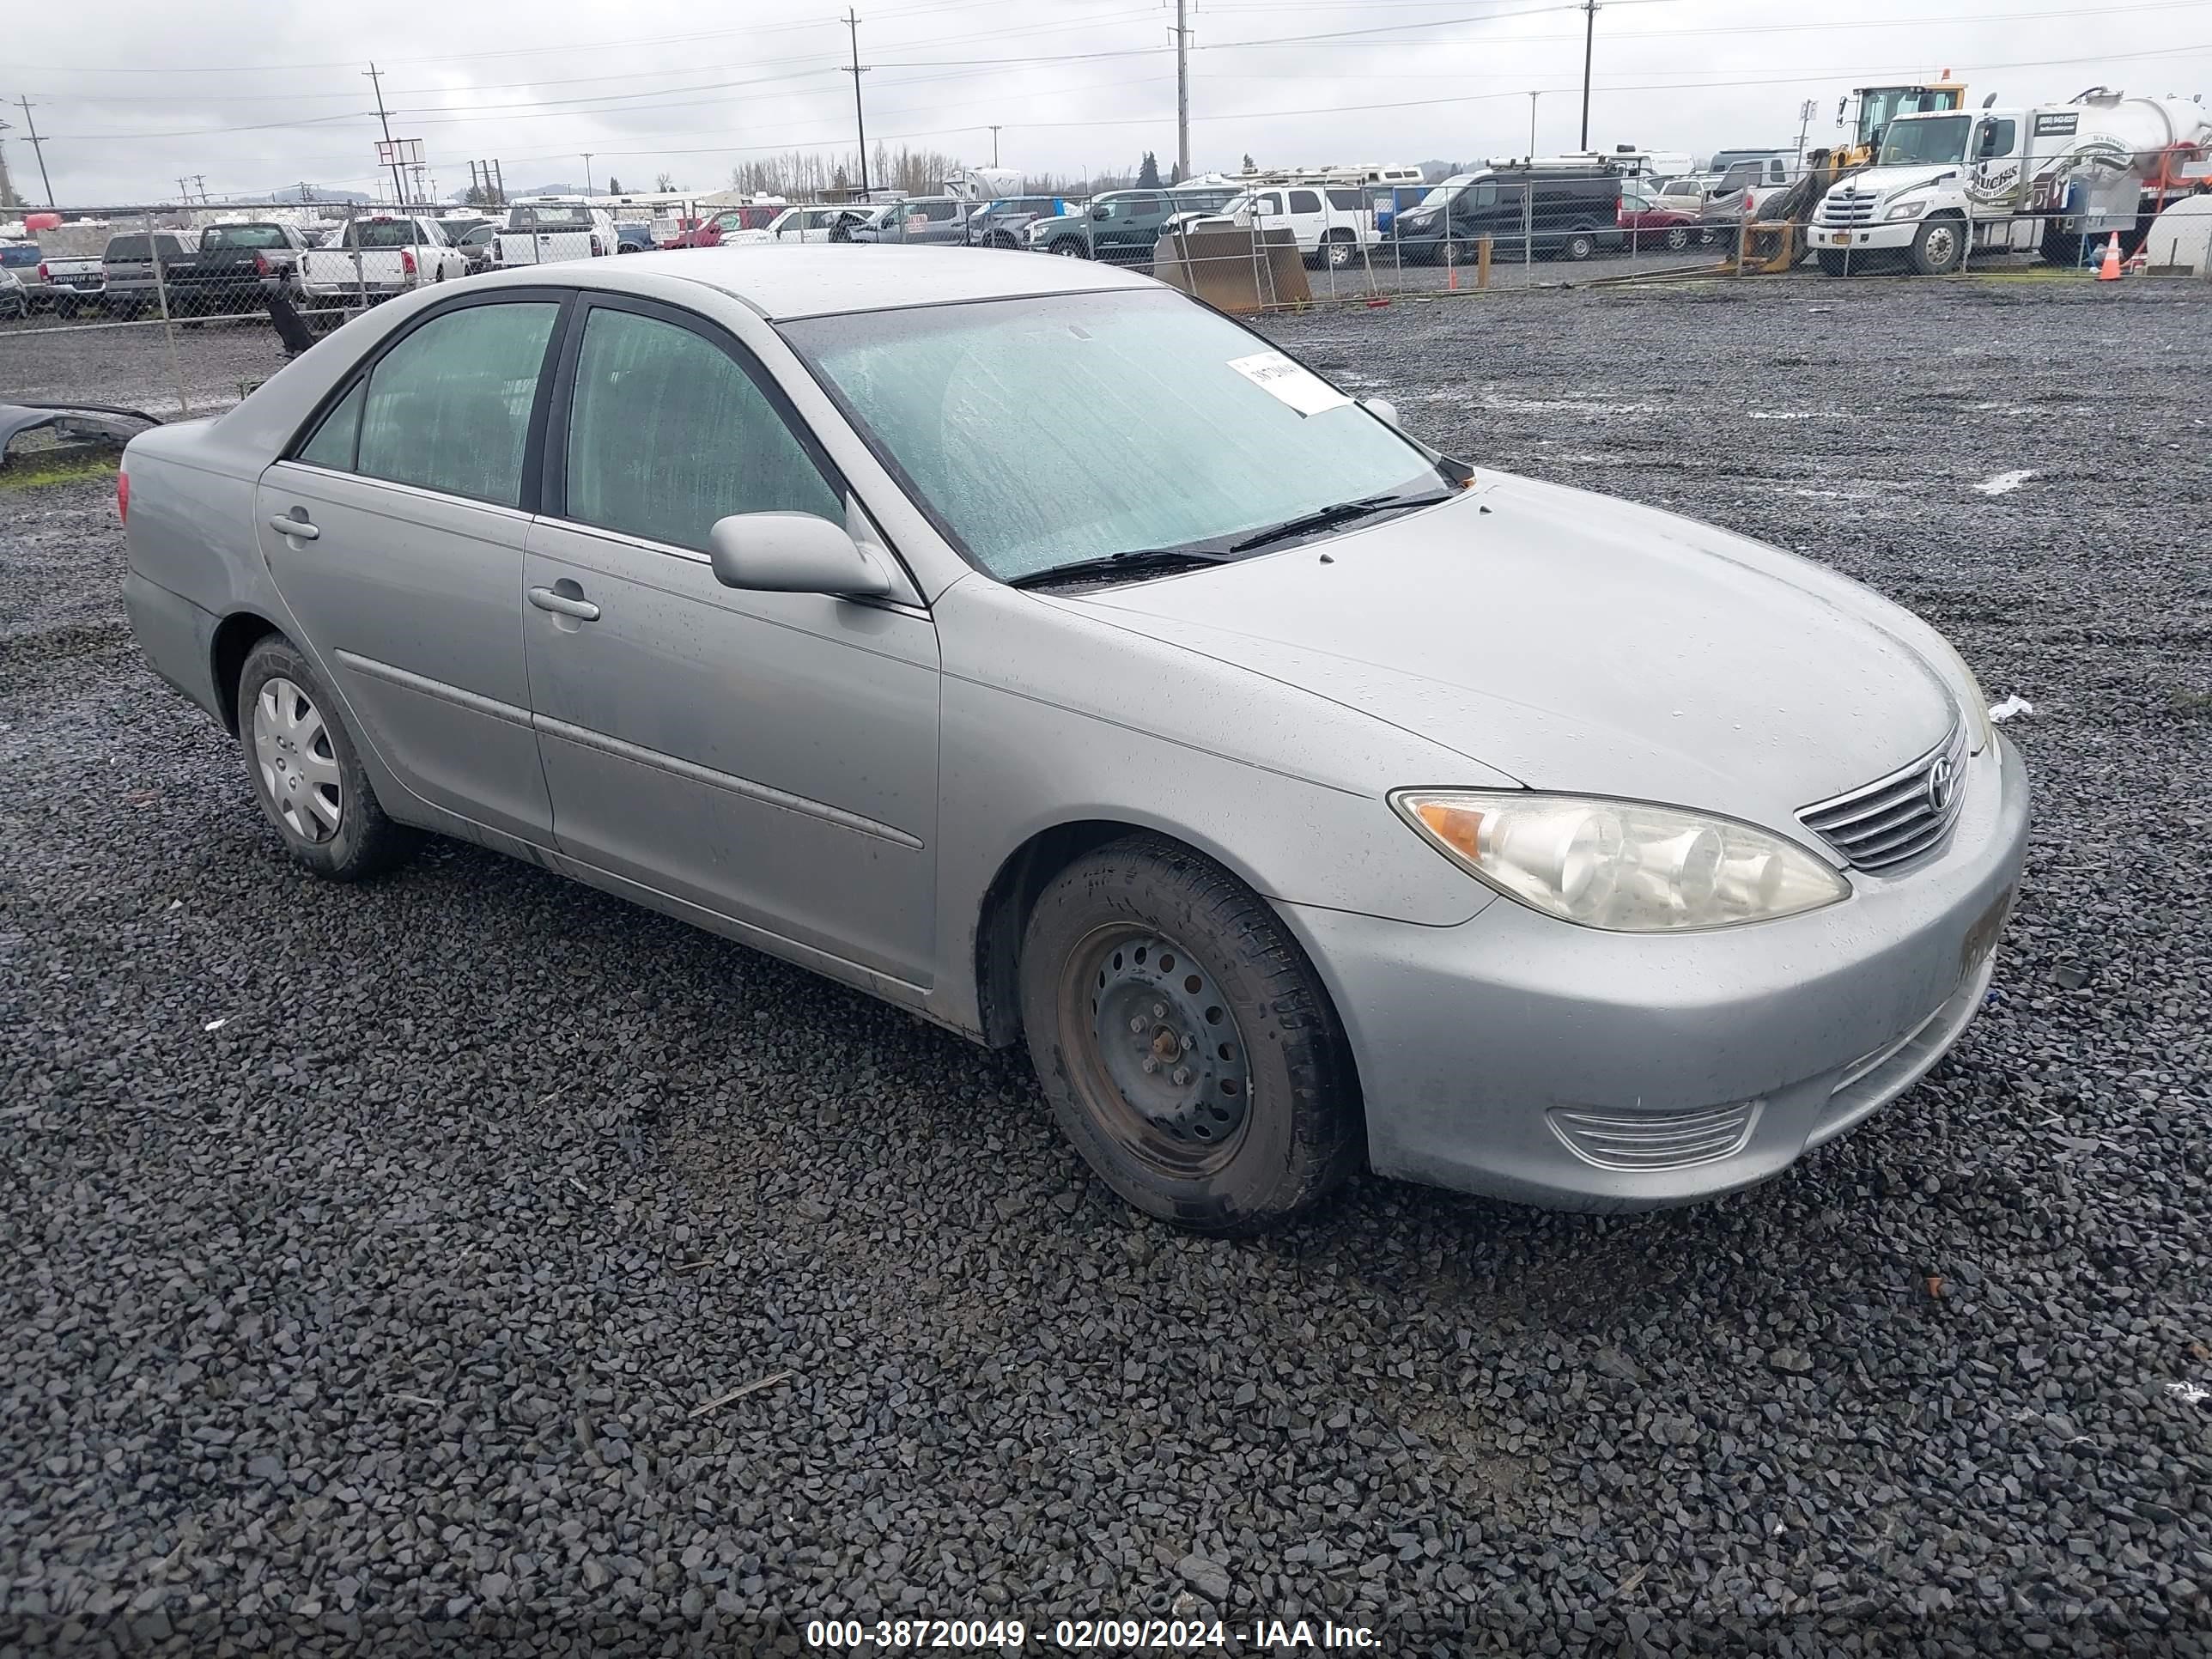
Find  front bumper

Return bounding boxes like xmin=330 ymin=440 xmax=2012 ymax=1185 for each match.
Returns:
xmin=1808 ymin=222 xmax=1917 ymax=252
xmin=1281 ymin=734 xmax=2030 ymax=1211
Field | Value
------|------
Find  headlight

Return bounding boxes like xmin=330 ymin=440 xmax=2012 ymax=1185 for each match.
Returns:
xmin=1914 ymin=632 xmax=1993 ymax=756
xmin=1884 ymin=200 xmax=1927 ymax=222
xmin=1391 ymin=791 xmax=1849 ymax=932
xmin=1403 ymin=211 xmax=1437 ymax=226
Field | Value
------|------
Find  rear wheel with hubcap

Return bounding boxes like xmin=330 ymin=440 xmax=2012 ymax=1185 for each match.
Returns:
xmin=1561 ymin=230 xmax=1596 ymax=262
xmin=1020 ymin=836 xmax=1362 ymax=1234
xmin=238 ymin=635 xmax=417 ymax=880
xmin=1322 ymin=231 xmax=1356 ymax=269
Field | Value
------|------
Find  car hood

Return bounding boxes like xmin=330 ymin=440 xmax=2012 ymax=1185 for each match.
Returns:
xmin=1839 ymin=164 xmax=1959 ymax=202
xmin=1054 ymin=475 xmax=1960 ymax=835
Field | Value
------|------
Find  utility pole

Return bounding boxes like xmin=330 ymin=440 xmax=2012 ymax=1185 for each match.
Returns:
xmin=492 ymin=160 xmax=506 ymax=205
xmin=988 ymin=125 xmax=1002 ymax=167
xmin=581 ymin=153 xmax=594 ymax=196
xmin=842 ymin=11 xmax=871 ymax=197
xmin=1578 ymin=0 xmax=1599 ymax=150
xmin=1526 ymin=90 xmax=1540 ymax=160
xmin=365 ymin=64 xmax=407 ymax=208
xmin=15 ymin=98 xmax=55 ymax=208
xmin=1171 ymin=0 xmax=1191 ymax=183
xmin=1795 ymin=97 xmax=1817 ymax=167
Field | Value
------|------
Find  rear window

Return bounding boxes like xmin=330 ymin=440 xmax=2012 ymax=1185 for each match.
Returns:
xmin=103 ymin=234 xmax=190 ymax=260
xmin=0 ymin=245 xmax=40 ymax=268
xmin=203 ymin=224 xmax=289 ymax=250
xmin=347 ymin=220 xmax=425 ymax=249
xmin=1326 ymin=188 xmax=1364 ymax=211
xmin=508 ymin=206 xmax=594 ymax=231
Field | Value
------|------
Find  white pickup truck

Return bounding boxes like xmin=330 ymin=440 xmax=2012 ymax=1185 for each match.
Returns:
xmin=495 ymin=204 xmax=618 ymax=267
xmin=297 ymin=216 xmax=468 ymax=309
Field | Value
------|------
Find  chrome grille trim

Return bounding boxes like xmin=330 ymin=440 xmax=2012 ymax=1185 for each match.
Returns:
xmin=1547 ymin=1101 xmax=1760 ymax=1171
xmin=1818 ymin=191 xmax=1878 ymax=226
xmin=1799 ymin=720 xmax=1969 ymax=873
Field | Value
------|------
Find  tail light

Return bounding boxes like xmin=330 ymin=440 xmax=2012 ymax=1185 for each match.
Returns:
xmin=38 ymin=262 xmax=51 ymax=282
xmin=400 ymin=249 xmax=417 ymax=276
xmin=117 ymin=467 xmax=130 ymax=525
xmin=254 ymin=252 xmax=272 ymax=276
xmin=590 ymin=234 xmax=605 ymax=257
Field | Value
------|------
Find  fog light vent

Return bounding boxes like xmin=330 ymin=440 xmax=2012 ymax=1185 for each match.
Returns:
xmin=1547 ymin=1101 xmax=1759 ymax=1171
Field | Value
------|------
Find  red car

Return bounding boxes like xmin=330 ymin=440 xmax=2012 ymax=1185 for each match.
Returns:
xmin=665 ymin=204 xmax=784 ymax=248
xmin=1617 ymin=183 xmax=1713 ymax=254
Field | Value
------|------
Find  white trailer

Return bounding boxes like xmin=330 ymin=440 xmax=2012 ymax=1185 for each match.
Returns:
xmin=1808 ymin=88 xmax=2212 ymax=274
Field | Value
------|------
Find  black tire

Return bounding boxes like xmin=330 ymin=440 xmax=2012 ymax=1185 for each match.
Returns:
xmin=1560 ymin=230 xmax=1596 ymax=262
xmin=1322 ymin=231 xmax=1356 ymax=269
xmin=1664 ymin=224 xmax=1690 ymax=252
xmin=1019 ymin=835 xmax=1362 ymax=1235
xmin=1909 ymin=214 xmax=1966 ymax=276
xmin=237 ymin=635 xmax=418 ymax=882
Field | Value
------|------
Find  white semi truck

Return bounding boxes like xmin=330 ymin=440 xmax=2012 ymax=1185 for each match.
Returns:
xmin=1807 ymin=88 xmax=2212 ymax=274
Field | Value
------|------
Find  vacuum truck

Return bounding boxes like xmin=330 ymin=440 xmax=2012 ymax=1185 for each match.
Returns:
xmin=1807 ymin=86 xmax=2212 ymax=274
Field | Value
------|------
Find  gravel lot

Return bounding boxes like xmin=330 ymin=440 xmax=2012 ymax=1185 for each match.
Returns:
xmin=3 ymin=275 xmax=2209 ymax=1657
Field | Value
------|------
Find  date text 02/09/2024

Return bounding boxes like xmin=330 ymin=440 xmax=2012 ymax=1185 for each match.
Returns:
xmin=802 ymin=1617 xmax=1381 ymax=1650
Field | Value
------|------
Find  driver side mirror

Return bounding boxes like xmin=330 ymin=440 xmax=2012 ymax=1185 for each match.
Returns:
xmin=708 ymin=513 xmax=892 ymax=599
xmin=1360 ymin=397 xmax=1400 ymax=428
xmin=1091 ymin=206 xmax=1110 ymax=221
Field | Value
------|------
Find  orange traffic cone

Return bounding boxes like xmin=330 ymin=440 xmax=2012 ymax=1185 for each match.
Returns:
xmin=2097 ymin=232 xmax=2123 ymax=281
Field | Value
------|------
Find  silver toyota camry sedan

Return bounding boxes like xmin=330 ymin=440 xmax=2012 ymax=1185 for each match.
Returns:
xmin=119 ymin=247 xmax=2028 ymax=1233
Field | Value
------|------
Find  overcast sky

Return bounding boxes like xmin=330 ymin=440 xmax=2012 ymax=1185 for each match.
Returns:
xmin=7 ymin=0 xmax=2210 ymax=204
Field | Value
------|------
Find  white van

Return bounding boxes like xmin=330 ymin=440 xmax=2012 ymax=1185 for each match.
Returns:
xmin=495 ymin=203 xmax=618 ymax=267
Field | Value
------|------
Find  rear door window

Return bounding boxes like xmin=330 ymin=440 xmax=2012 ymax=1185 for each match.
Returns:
xmin=1288 ymin=189 xmax=1322 ymax=215
xmin=1326 ymin=188 xmax=1364 ymax=211
xmin=343 ymin=301 xmax=561 ymax=507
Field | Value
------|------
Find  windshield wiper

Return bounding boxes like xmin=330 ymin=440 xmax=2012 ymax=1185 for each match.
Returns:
xmin=1006 ymin=546 xmax=1239 ymax=591
xmin=1226 ymin=488 xmax=1454 ymax=555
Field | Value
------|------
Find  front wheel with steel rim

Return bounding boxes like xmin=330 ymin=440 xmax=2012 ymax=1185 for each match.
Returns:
xmin=237 ymin=634 xmax=418 ymax=881
xmin=1911 ymin=216 xmax=1966 ymax=276
xmin=1020 ymin=835 xmax=1363 ymax=1234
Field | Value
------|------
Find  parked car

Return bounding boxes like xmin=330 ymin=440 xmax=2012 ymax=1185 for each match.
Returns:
xmin=1617 ymin=182 xmax=1713 ymax=252
xmin=665 ymin=204 xmax=785 ymax=249
xmin=1023 ymin=189 xmax=1180 ymax=260
xmin=297 ymin=216 xmax=469 ymax=310
xmin=1390 ymin=164 xmax=1626 ymax=263
xmin=30 ymin=222 xmax=111 ymax=316
xmin=967 ymin=196 xmax=1073 ymax=249
xmin=495 ymin=203 xmax=617 ymax=266
xmin=615 ymin=222 xmax=654 ymax=254
xmin=0 ymin=266 xmax=26 ymax=321
xmin=171 ymin=222 xmax=315 ymax=314
xmin=447 ymin=222 xmax=500 ymax=273
xmin=723 ymin=205 xmax=871 ymax=246
xmin=848 ymin=196 xmax=972 ymax=246
xmin=100 ymin=231 xmax=196 ymax=318
xmin=116 ymin=247 xmax=2028 ymax=1236
xmin=1 ymin=243 xmax=46 ymax=312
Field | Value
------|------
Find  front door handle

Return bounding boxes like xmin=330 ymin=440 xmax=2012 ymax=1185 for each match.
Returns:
xmin=528 ymin=586 xmax=601 ymax=622
xmin=268 ymin=514 xmax=319 ymax=540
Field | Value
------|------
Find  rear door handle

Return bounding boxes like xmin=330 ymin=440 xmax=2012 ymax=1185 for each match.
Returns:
xmin=528 ymin=586 xmax=601 ymax=622
xmin=268 ymin=514 xmax=319 ymax=540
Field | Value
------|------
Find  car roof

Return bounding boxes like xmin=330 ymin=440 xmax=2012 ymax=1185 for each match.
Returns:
xmin=548 ymin=245 xmax=1157 ymax=320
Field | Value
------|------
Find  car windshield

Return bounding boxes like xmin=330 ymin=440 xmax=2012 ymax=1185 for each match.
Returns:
xmin=204 ymin=224 xmax=288 ymax=249
xmin=1418 ymin=176 xmax=1472 ymax=207
xmin=784 ymin=289 xmax=1443 ymax=583
xmin=1880 ymin=115 xmax=1970 ymax=166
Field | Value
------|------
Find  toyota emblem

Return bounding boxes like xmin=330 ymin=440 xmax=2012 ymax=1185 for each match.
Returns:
xmin=1926 ymin=755 xmax=1956 ymax=814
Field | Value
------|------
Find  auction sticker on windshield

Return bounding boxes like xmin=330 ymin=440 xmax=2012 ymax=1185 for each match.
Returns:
xmin=1226 ymin=349 xmax=1354 ymax=417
